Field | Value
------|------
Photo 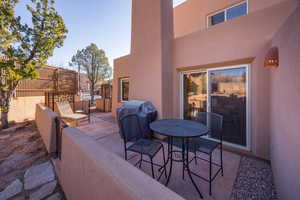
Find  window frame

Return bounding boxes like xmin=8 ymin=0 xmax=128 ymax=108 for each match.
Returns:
xmin=119 ymin=77 xmax=129 ymax=102
xmin=207 ymin=0 xmax=248 ymax=28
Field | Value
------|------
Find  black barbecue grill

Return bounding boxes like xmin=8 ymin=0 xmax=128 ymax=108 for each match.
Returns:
xmin=117 ymin=100 xmax=157 ymax=140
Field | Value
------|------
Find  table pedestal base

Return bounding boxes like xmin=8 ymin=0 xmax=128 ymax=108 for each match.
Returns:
xmin=158 ymin=137 xmax=203 ymax=199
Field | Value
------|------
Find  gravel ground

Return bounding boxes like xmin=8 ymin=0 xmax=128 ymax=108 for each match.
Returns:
xmin=230 ymin=156 xmax=277 ymax=200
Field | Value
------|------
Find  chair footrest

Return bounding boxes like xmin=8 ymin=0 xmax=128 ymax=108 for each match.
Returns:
xmin=134 ymin=158 xmax=165 ymax=168
xmin=189 ymin=156 xmax=222 ymax=167
xmin=188 ymin=167 xmax=223 ymax=183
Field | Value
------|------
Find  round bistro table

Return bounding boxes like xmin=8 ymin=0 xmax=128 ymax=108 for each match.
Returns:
xmin=150 ymin=119 xmax=208 ymax=199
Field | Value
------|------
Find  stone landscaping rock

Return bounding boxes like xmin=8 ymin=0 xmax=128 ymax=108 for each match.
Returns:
xmin=14 ymin=138 xmax=28 ymax=146
xmin=0 ymin=143 xmax=6 ymax=151
xmin=45 ymin=192 xmax=62 ymax=200
xmin=1 ymin=126 xmax=18 ymax=133
xmin=0 ymin=154 xmax=30 ymax=175
xmin=21 ymin=140 xmax=44 ymax=154
xmin=1 ymin=123 xmax=29 ymax=133
xmin=11 ymin=195 xmax=26 ymax=200
xmin=11 ymin=131 xmax=35 ymax=141
xmin=29 ymin=181 xmax=57 ymax=200
xmin=2 ymin=170 xmax=24 ymax=187
xmin=24 ymin=162 xmax=55 ymax=190
xmin=14 ymin=152 xmax=47 ymax=171
xmin=0 ymin=180 xmax=6 ymax=191
xmin=0 ymin=179 xmax=23 ymax=200
xmin=0 ymin=123 xmax=64 ymax=200
xmin=0 ymin=135 xmax=10 ymax=140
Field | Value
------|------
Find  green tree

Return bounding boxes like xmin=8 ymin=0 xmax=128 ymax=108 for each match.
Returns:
xmin=0 ymin=0 xmax=68 ymax=129
xmin=0 ymin=0 xmax=18 ymax=51
xmin=70 ymin=43 xmax=112 ymax=103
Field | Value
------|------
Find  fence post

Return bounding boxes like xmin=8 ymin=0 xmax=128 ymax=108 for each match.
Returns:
xmin=73 ymin=95 xmax=75 ymax=111
xmin=52 ymin=93 xmax=55 ymax=111
xmin=55 ymin=117 xmax=61 ymax=159
xmin=88 ymin=100 xmax=91 ymax=123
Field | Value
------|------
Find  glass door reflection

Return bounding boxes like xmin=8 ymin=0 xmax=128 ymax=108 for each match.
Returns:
xmin=208 ymin=67 xmax=247 ymax=146
xmin=183 ymin=72 xmax=207 ymax=121
xmin=182 ymin=66 xmax=249 ymax=148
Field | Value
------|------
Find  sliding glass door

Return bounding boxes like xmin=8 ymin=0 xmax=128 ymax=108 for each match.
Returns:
xmin=183 ymin=72 xmax=207 ymax=120
xmin=182 ymin=65 xmax=249 ymax=149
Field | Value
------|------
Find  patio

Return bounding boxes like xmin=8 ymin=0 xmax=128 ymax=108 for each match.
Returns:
xmin=77 ymin=112 xmax=276 ymax=200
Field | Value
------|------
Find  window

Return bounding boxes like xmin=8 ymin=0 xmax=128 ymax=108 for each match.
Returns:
xmin=210 ymin=11 xmax=225 ymax=26
xmin=120 ymin=78 xmax=129 ymax=102
xmin=226 ymin=2 xmax=248 ymax=20
xmin=207 ymin=1 xmax=248 ymax=27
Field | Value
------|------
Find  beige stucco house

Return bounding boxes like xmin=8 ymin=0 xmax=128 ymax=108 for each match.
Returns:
xmin=112 ymin=1 xmax=300 ymax=199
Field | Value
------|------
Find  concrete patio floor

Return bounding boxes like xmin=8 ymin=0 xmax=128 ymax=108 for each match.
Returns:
xmin=78 ymin=112 xmax=241 ymax=200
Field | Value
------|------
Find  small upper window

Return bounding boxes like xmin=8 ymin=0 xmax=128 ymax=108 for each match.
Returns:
xmin=120 ymin=78 xmax=129 ymax=102
xmin=226 ymin=2 xmax=247 ymax=20
xmin=208 ymin=1 xmax=248 ymax=27
xmin=210 ymin=11 xmax=225 ymax=26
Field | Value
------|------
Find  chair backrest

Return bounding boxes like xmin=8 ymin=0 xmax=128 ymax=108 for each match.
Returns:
xmin=196 ymin=112 xmax=223 ymax=141
xmin=56 ymin=101 xmax=74 ymax=116
xmin=118 ymin=114 xmax=143 ymax=143
xmin=196 ymin=112 xmax=208 ymax=125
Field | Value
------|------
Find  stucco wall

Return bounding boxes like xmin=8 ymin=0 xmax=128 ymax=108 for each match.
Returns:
xmin=112 ymin=56 xmax=131 ymax=116
xmin=35 ymin=104 xmax=59 ymax=154
xmin=59 ymin=126 xmax=184 ymax=200
xmin=174 ymin=0 xmax=289 ymax=38
xmin=7 ymin=96 xmax=45 ymax=122
xmin=171 ymin=0 xmax=298 ymax=159
xmin=172 ymin=0 xmax=296 ymax=69
xmin=112 ymin=0 xmax=173 ymax=118
xmin=269 ymin=5 xmax=300 ymax=199
xmin=112 ymin=0 xmax=298 ymax=159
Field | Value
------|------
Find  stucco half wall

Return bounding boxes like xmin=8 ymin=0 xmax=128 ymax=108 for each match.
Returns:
xmin=59 ymin=127 xmax=184 ymax=200
xmin=269 ymin=5 xmax=300 ymax=200
xmin=35 ymin=104 xmax=59 ymax=154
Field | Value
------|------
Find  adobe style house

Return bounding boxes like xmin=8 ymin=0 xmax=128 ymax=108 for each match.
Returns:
xmin=112 ymin=0 xmax=300 ymax=199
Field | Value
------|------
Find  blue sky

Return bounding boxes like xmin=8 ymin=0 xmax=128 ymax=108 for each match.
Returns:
xmin=15 ymin=0 xmax=187 ymax=70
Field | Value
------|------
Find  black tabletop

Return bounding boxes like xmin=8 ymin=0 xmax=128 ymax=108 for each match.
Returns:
xmin=150 ymin=119 xmax=208 ymax=138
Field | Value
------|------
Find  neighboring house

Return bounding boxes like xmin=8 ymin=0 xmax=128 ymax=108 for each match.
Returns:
xmin=112 ymin=0 xmax=300 ymax=199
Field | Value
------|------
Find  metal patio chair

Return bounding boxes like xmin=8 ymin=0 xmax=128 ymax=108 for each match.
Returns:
xmin=190 ymin=112 xmax=224 ymax=196
xmin=118 ymin=114 xmax=167 ymax=179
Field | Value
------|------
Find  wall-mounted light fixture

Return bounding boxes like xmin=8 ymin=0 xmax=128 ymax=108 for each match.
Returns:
xmin=264 ymin=47 xmax=279 ymax=68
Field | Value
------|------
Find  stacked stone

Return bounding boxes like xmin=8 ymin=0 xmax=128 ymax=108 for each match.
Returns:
xmin=0 ymin=161 xmax=63 ymax=200
xmin=0 ymin=123 xmax=65 ymax=200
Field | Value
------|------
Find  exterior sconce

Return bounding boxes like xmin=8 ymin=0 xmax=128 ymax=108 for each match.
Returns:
xmin=264 ymin=47 xmax=279 ymax=68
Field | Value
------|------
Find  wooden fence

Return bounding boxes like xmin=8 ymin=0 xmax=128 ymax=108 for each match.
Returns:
xmin=15 ymin=66 xmax=77 ymax=97
xmin=45 ymin=92 xmax=76 ymax=112
xmin=101 ymin=84 xmax=112 ymax=98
